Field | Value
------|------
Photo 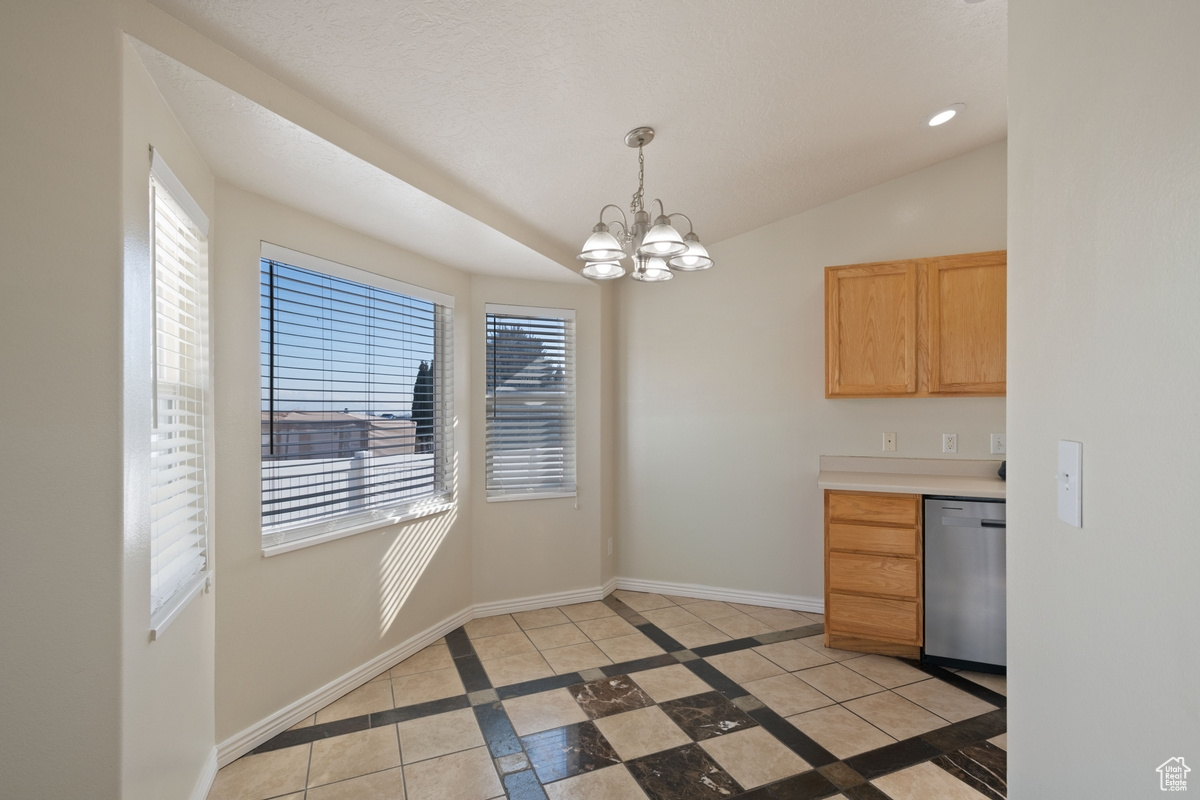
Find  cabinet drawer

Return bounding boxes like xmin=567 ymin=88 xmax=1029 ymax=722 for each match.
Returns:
xmin=827 ymin=492 xmax=919 ymax=525
xmin=827 ymin=593 xmax=920 ymax=644
xmin=828 ymin=523 xmax=918 ymax=556
xmin=828 ymin=552 xmax=918 ymax=599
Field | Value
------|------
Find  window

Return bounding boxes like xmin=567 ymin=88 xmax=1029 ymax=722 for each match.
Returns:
xmin=260 ymin=244 xmax=454 ymax=553
xmin=485 ymin=305 xmax=576 ymax=500
xmin=149 ymin=153 xmax=210 ymax=632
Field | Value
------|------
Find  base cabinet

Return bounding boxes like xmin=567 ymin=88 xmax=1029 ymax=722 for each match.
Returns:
xmin=824 ymin=490 xmax=922 ymax=657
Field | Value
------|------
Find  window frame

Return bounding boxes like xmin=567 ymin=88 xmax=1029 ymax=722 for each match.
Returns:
xmin=259 ymin=243 xmax=455 ymax=556
xmin=484 ymin=303 xmax=577 ymax=502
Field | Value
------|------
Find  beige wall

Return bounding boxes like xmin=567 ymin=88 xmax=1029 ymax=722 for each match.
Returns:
xmin=211 ymin=184 xmax=477 ymax=743
xmin=121 ymin=39 xmax=218 ymax=800
xmin=1008 ymin=2 xmax=1200 ymax=794
xmin=468 ymin=277 xmax=608 ymax=604
xmin=617 ymin=141 xmax=1007 ymax=600
xmin=0 ymin=3 xmax=124 ymax=798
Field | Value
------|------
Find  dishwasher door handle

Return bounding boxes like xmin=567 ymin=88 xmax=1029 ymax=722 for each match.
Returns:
xmin=981 ymin=519 xmax=1006 ymax=528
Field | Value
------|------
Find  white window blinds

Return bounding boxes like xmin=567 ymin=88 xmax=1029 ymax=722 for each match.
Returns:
xmin=485 ymin=305 xmax=576 ymax=500
xmin=150 ymin=165 xmax=209 ymax=623
xmin=260 ymin=248 xmax=454 ymax=549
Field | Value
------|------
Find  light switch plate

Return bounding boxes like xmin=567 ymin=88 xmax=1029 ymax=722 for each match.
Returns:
xmin=1057 ymin=440 xmax=1083 ymax=527
xmin=990 ymin=433 xmax=1006 ymax=455
xmin=883 ymin=432 xmax=897 ymax=452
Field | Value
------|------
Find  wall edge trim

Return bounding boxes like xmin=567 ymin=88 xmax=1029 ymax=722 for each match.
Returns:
xmin=189 ymin=747 xmax=218 ymax=800
xmin=615 ymin=577 xmax=825 ymax=614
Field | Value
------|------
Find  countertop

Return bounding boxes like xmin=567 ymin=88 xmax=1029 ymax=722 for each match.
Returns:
xmin=817 ymin=456 xmax=1006 ymax=499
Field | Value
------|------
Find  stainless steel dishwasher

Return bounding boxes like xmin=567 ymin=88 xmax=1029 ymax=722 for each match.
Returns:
xmin=923 ymin=496 xmax=1006 ymax=673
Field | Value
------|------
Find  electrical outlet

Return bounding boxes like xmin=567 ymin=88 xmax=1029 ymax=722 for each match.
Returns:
xmin=883 ymin=432 xmax=897 ymax=452
xmin=607 ymin=537 xmax=613 ymax=556
xmin=990 ymin=433 xmax=1006 ymax=455
xmin=942 ymin=433 xmax=958 ymax=453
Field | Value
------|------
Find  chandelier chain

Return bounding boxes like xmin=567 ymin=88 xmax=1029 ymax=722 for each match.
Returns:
xmin=630 ymin=145 xmax=645 ymax=217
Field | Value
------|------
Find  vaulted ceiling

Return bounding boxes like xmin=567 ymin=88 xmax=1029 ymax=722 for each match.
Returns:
xmin=141 ymin=0 xmax=1007 ymax=280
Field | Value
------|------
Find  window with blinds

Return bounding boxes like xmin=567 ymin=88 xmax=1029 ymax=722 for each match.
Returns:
xmin=150 ymin=164 xmax=210 ymax=627
xmin=485 ymin=305 xmax=576 ymax=500
xmin=260 ymin=246 xmax=454 ymax=551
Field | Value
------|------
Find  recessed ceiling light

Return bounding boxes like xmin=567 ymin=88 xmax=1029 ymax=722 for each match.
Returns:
xmin=925 ymin=103 xmax=966 ymax=127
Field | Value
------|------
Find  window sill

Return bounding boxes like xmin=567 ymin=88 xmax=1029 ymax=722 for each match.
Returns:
xmin=486 ymin=490 xmax=577 ymax=503
xmin=262 ymin=500 xmax=455 ymax=557
xmin=150 ymin=571 xmax=210 ymax=641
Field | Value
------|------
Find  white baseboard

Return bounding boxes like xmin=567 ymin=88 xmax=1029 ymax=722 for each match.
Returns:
xmin=189 ymin=747 xmax=217 ymax=800
xmin=216 ymin=605 xmax=472 ymax=767
xmin=215 ymin=576 xmax=820 ymax=769
xmin=614 ymin=577 xmax=824 ymax=614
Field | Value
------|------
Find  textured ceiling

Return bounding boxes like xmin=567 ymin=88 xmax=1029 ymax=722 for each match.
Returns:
xmin=145 ymin=0 xmax=1007 ymax=271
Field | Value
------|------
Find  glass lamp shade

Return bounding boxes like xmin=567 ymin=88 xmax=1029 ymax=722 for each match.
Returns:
xmin=577 ymin=225 xmax=626 ymax=262
xmin=580 ymin=260 xmax=626 ymax=280
xmin=668 ymin=234 xmax=714 ymax=271
xmin=636 ymin=217 xmax=688 ymax=258
xmin=630 ymin=257 xmax=673 ymax=282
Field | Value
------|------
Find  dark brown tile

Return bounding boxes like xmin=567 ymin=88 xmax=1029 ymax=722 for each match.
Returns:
xmin=843 ymin=737 xmax=942 ymax=781
xmin=920 ymin=709 xmax=1007 ymax=753
xmin=625 ymin=742 xmax=743 ymax=800
xmin=933 ymin=742 xmax=1007 ymax=799
xmin=569 ymin=674 xmax=655 ymax=719
xmin=658 ymin=691 xmax=758 ymax=741
xmin=474 ymin=701 xmax=523 ymax=758
xmin=842 ymin=782 xmax=894 ymax=800
xmin=520 ymin=720 xmax=621 ymax=784
xmin=502 ymin=768 xmax=549 ymax=800
xmin=817 ymin=761 xmax=866 ymax=790
xmin=739 ymin=769 xmax=842 ymax=799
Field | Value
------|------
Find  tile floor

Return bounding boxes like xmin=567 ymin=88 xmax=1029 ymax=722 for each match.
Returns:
xmin=207 ymin=591 xmax=1007 ymax=800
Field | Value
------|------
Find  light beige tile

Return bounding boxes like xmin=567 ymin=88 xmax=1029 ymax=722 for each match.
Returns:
xmin=308 ymin=725 xmax=401 ymax=787
xmin=540 ymin=641 xmax=612 ymax=674
xmin=744 ymin=673 xmax=836 ymax=717
xmin=893 ymin=678 xmax=997 ymax=722
xmin=630 ymin=664 xmax=713 ymax=703
xmin=661 ymin=621 xmax=731 ymax=648
xmin=503 ymin=688 xmax=589 ymax=735
xmin=288 ymin=715 xmax=315 ymax=731
xmin=871 ymin=761 xmax=992 ymax=800
xmin=706 ymin=650 xmax=785 ymax=684
xmin=496 ymin=752 xmax=530 ymax=774
xmin=707 ymin=611 xmax=774 ymax=639
xmin=513 ymin=607 xmax=571 ymax=630
xmin=305 ymin=767 xmax=404 ymax=800
xmin=662 ymin=594 xmax=704 ymax=606
xmin=471 ymin=631 xmax=537 ymax=660
xmin=390 ymin=666 xmax=464 ymax=707
xmin=398 ymin=707 xmax=485 ymax=764
xmin=794 ymin=663 xmax=886 ymax=702
xmin=525 ymin=622 xmax=589 ymax=651
xmin=315 ymin=680 xmax=395 ymax=724
xmin=368 ymin=667 xmax=391 ymax=683
xmin=592 ymin=706 xmax=691 ymax=760
xmin=685 ymin=600 xmax=741 ymax=621
xmin=543 ymin=764 xmax=649 ymax=800
xmin=744 ymin=607 xmax=812 ymax=631
xmin=574 ymin=615 xmax=637 ymax=642
xmin=207 ymin=745 xmax=311 ymax=800
xmin=787 ymin=705 xmax=896 ymax=759
xmin=699 ymin=727 xmax=809 ymax=789
xmin=798 ymin=634 xmax=865 ymax=662
xmin=958 ymin=670 xmax=1008 ymax=696
xmin=840 ymin=654 xmax=928 ymax=689
xmin=843 ymin=691 xmax=949 ymax=740
xmin=464 ymin=614 xmax=520 ymax=639
xmin=390 ymin=642 xmax=453 ymax=678
xmin=480 ymin=650 xmax=555 ymax=687
xmin=989 ymin=733 xmax=1007 ymax=751
xmin=639 ymin=605 xmax=703 ymax=629
xmin=402 ymin=745 xmax=504 ymax=800
xmin=800 ymin=612 xmax=825 ymax=625
xmin=612 ymin=591 xmax=674 ymax=611
xmin=754 ymin=640 xmax=833 ymax=672
xmin=559 ymin=601 xmax=617 ymax=622
xmin=592 ymin=632 xmax=664 ymax=662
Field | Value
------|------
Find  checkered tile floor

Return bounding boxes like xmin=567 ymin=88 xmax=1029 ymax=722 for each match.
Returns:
xmin=206 ymin=591 xmax=1006 ymax=800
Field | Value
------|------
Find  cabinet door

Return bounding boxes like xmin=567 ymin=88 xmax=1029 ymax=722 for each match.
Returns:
xmin=926 ymin=252 xmax=1007 ymax=394
xmin=825 ymin=262 xmax=918 ymax=397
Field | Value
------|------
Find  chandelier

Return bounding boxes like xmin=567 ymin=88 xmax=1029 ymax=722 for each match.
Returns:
xmin=577 ymin=127 xmax=714 ymax=282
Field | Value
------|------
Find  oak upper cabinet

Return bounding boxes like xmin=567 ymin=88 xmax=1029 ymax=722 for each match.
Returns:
xmin=824 ymin=490 xmax=922 ymax=658
xmin=825 ymin=251 xmax=1006 ymax=397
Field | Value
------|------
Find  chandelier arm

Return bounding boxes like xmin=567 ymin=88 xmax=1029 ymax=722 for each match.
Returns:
xmin=649 ymin=198 xmax=667 ymax=219
xmin=664 ymin=212 xmax=696 ymax=235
